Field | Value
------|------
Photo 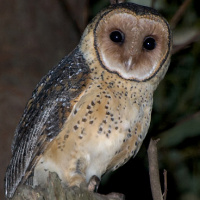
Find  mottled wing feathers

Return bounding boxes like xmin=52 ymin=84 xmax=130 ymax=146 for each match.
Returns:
xmin=5 ymin=48 xmax=90 ymax=198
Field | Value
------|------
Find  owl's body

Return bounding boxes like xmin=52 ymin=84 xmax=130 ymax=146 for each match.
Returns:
xmin=34 ymin=61 xmax=153 ymax=187
xmin=5 ymin=2 xmax=172 ymax=199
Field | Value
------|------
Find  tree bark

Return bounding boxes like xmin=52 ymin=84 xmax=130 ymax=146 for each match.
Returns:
xmin=11 ymin=172 xmax=121 ymax=200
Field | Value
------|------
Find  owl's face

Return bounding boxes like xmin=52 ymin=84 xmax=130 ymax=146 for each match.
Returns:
xmin=91 ymin=4 xmax=172 ymax=82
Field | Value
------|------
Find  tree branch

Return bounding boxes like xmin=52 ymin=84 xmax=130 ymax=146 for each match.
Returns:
xmin=151 ymin=0 xmax=156 ymax=8
xmin=11 ymin=172 xmax=122 ymax=200
xmin=147 ymin=138 xmax=163 ymax=200
xmin=172 ymin=32 xmax=200 ymax=54
xmin=163 ymin=170 xmax=167 ymax=200
xmin=110 ymin=0 xmax=125 ymax=4
xmin=170 ymin=0 xmax=192 ymax=29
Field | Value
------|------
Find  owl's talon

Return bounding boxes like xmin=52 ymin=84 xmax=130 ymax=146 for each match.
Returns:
xmin=87 ymin=175 xmax=100 ymax=192
xmin=87 ymin=176 xmax=125 ymax=200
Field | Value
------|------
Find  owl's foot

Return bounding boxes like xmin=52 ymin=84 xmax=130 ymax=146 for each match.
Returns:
xmin=88 ymin=175 xmax=125 ymax=200
xmin=88 ymin=175 xmax=100 ymax=192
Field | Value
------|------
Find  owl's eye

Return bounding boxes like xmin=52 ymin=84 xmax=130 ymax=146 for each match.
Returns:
xmin=110 ymin=31 xmax=124 ymax=43
xmin=143 ymin=37 xmax=156 ymax=50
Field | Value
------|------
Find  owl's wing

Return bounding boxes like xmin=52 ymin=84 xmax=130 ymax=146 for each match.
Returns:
xmin=5 ymin=47 xmax=91 ymax=198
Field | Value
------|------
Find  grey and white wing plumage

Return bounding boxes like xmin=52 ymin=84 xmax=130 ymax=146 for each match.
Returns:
xmin=5 ymin=48 xmax=90 ymax=198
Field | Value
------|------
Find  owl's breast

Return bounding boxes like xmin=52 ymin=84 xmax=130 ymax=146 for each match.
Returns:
xmin=65 ymin=78 xmax=153 ymax=176
xmin=34 ymin=78 xmax=153 ymax=187
xmin=103 ymin=83 xmax=153 ymax=172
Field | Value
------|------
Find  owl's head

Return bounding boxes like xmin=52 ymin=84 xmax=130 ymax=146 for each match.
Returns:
xmin=80 ymin=2 xmax=172 ymax=84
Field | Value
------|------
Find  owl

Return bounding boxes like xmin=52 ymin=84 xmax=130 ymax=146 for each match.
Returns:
xmin=5 ymin=2 xmax=172 ymax=199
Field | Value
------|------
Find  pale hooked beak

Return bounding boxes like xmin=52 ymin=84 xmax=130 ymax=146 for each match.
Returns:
xmin=125 ymin=57 xmax=133 ymax=71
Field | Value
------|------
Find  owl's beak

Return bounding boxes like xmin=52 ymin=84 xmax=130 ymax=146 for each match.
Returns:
xmin=125 ymin=57 xmax=133 ymax=71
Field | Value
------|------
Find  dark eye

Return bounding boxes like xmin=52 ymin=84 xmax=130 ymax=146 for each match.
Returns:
xmin=110 ymin=31 xmax=124 ymax=43
xmin=143 ymin=37 xmax=156 ymax=50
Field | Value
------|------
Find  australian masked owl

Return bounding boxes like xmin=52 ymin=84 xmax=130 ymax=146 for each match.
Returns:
xmin=5 ymin=2 xmax=172 ymax=199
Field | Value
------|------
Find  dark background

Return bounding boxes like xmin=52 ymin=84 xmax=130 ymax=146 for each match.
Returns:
xmin=0 ymin=0 xmax=200 ymax=199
